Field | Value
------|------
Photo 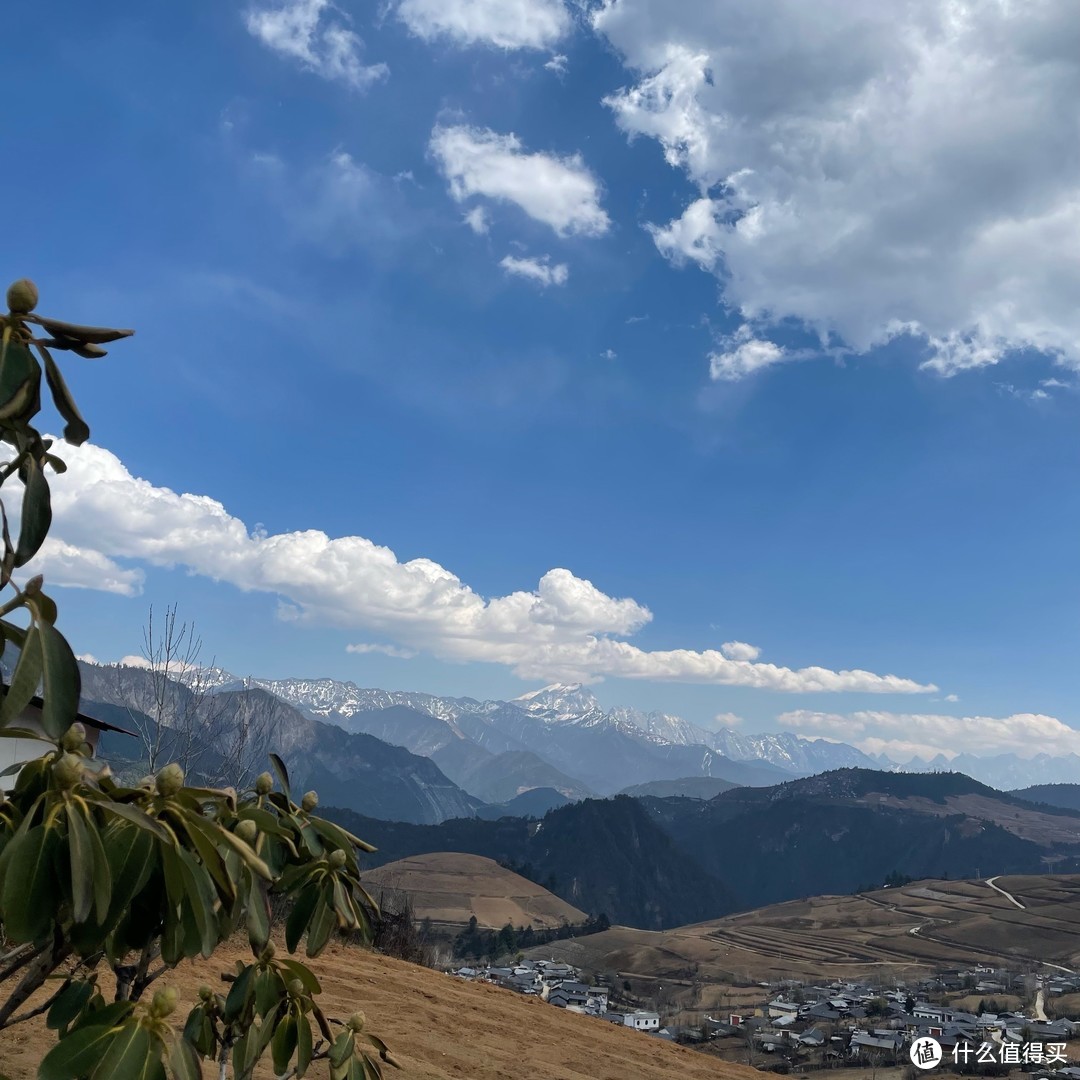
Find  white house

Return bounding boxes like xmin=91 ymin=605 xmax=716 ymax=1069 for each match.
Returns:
xmin=1 ymin=697 xmax=135 ymax=790
xmin=624 ymin=1011 xmax=661 ymax=1032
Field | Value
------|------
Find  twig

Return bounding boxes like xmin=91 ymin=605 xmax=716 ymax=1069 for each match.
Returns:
xmin=4 ymin=977 xmax=71 ymax=1027
xmin=0 ymin=932 xmax=70 ymax=1029
xmin=0 ymin=943 xmax=40 ymax=983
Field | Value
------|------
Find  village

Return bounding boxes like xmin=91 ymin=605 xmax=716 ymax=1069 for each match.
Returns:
xmin=450 ymin=960 xmax=1080 ymax=1075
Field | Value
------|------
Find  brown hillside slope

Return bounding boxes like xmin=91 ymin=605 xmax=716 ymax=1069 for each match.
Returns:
xmin=362 ymin=852 xmax=586 ymax=929
xmin=0 ymin=940 xmax=759 ymax=1080
xmin=528 ymin=875 xmax=1080 ymax=991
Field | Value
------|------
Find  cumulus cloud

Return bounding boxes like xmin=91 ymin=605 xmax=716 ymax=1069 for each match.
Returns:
xmin=595 ymin=0 xmax=1080 ymax=375
xmin=500 ymin=254 xmax=569 ymax=287
xmin=713 ymin=711 xmax=744 ymax=729
xmin=346 ymin=642 xmax=417 ymax=659
xmin=709 ymin=335 xmax=788 ymax=381
xmin=463 ymin=206 xmax=490 ymax=234
xmin=397 ymin=0 xmax=570 ymax=50
xmin=245 ymin=0 xmax=388 ymax=90
xmin=780 ymin=709 xmax=1080 ymax=761
xmin=430 ymin=125 xmax=610 ymax=237
xmin=31 ymin=539 xmax=145 ymax=596
xmin=545 ymin=53 xmax=569 ymax=75
xmin=720 ymin=640 xmax=760 ymax=661
xmin=28 ymin=441 xmax=934 ymax=694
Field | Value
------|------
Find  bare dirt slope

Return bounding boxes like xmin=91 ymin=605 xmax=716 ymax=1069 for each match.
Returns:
xmin=0 ymin=940 xmax=760 ymax=1080
xmin=362 ymin=852 xmax=586 ymax=930
xmin=529 ymin=875 xmax=1080 ymax=990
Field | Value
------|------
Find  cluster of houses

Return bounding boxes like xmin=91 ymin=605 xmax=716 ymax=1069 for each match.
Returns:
xmin=450 ymin=959 xmax=668 ymax=1036
xmin=710 ymin=968 xmax=1080 ymax=1069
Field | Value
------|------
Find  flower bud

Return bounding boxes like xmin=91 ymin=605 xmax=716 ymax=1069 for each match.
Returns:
xmin=255 ymin=772 xmax=274 ymax=795
xmin=61 ymin=723 xmax=87 ymax=752
xmin=6 ymin=278 xmax=38 ymax=314
xmin=301 ymin=790 xmax=318 ymax=812
xmin=288 ymin=978 xmax=305 ymax=997
xmin=155 ymin=763 xmax=185 ymax=797
xmin=199 ymin=985 xmax=213 ymax=1002
xmin=328 ymin=849 xmax=347 ymax=869
xmin=151 ymin=986 xmax=179 ymax=1018
xmin=52 ymin=752 xmax=83 ymax=789
xmin=259 ymin=942 xmax=276 ymax=963
xmin=235 ymin=819 xmax=258 ymax=845
xmin=348 ymin=1011 xmax=366 ymax=1032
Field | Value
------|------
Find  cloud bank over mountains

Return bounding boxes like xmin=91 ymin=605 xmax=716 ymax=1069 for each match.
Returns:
xmin=29 ymin=442 xmax=933 ymax=695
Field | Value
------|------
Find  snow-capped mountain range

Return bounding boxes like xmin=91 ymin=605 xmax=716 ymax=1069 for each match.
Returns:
xmin=88 ymin=660 xmax=1080 ymax=795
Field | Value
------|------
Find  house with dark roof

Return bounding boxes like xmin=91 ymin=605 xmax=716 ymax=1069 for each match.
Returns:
xmin=0 ymin=696 xmax=135 ymax=790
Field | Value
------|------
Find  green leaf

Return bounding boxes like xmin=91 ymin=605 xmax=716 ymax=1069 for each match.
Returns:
xmin=14 ymin=454 xmax=51 ymax=567
xmin=311 ymin=816 xmax=377 ymax=855
xmin=37 ymin=619 xmax=81 ymax=739
xmin=66 ymin=803 xmax=97 ymax=923
xmin=297 ymin=1014 xmax=314 ymax=1078
xmin=30 ymin=315 xmax=134 ymax=345
xmin=276 ymin=958 xmax=321 ymax=997
xmin=39 ymin=1018 xmax=127 ymax=1080
xmin=97 ymin=799 xmax=175 ymax=844
xmin=268 ymin=753 xmax=292 ymax=801
xmin=177 ymin=811 xmax=236 ymax=905
xmin=46 ymin=979 xmax=94 ymax=1034
xmin=306 ymin=885 xmax=336 ymax=958
xmin=272 ymin=1014 xmax=298 ymax=1076
xmin=0 ymin=339 xmax=37 ymax=410
xmin=246 ymin=871 xmax=271 ymax=949
xmin=181 ymin=1007 xmax=214 ymax=1058
xmin=88 ymin=1020 xmax=164 ymax=1080
xmin=0 ymin=626 xmax=42 ymax=728
xmin=166 ymin=1037 xmax=200 ymax=1080
xmin=38 ymin=344 xmax=90 ymax=445
xmin=69 ymin=999 xmax=134 ymax=1034
xmin=0 ymin=823 xmax=58 ymax=942
xmin=329 ymin=1031 xmax=355 ymax=1069
xmin=101 ymin=822 xmax=156 ymax=930
xmin=223 ymin=964 xmax=255 ymax=1024
xmin=253 ymin=968 xmax=284 ymax=1018
xmin=285 ymin=882 xmax=320 ymax=953
xmin=214 ymin=825 xmax=272 ymax=880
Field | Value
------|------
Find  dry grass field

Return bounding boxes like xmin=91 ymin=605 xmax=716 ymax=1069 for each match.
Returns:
xmin=361 ymin=851 xmax=586 ymax=931
xmin=0 ymin=938 xmax=763 ymax=1080
xmin=528 ymin=875 xmax=1080 ymax=1009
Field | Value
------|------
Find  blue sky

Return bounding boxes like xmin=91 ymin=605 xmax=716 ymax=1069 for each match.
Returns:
xmin=6 ymin=0 xmax=1080 ymax=761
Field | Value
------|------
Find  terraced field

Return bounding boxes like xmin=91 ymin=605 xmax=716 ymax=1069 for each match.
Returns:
xmin=527 ymin=875 xmax=1080 ymax=993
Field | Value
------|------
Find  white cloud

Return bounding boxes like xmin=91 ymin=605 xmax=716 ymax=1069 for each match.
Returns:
xmin=545 ymin=53 xmax=569 ymax=75
xmin=463 ymin=206 xmax=490 ymax=234
xmin=944 ymin=693 xmax=960 ymax=703
xmin=346 ymin=643 xmax=417 ymax=659
xmin=245 ymin=0 xmax=388 ymax=90
xmin=720 ymin=640 xmax=760 ymax=661
xmin=397 ymin=0 xmax=570 ymax=50
xmin=115 ymin=655 xmax=154 ymax=671
xmin=601 ymin=348 xmax=617 ymax=360
xmin=713 ymin=711 xmax=744 ymax=729
xmin=430 ymin=125 xmax=610 ymax=237
xmin=595 ymin=1 xmax=1080 ymax=375
xmin=31 ymin=538 xmax=145 ymax=596
xmin=780 ymin=709 xmax=1080 ymax=762
xmin=500 ymin=254 xmax=569 ymax=287
xmin=709 ymin=336 xmax=787 ymax=381
xmin=31 ymin=441 xmax=935 ymax=695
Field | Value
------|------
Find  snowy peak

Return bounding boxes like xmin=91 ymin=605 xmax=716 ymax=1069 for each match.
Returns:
xmin=512 ymin=683 xmax=604 ymax=724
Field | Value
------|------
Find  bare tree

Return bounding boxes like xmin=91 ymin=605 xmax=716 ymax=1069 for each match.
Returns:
xmin=112 ymin=604 xmax=227 ymax=775
xmin=201 ymin=680 xmax=285 ymax=791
